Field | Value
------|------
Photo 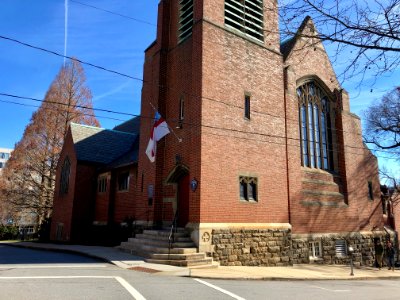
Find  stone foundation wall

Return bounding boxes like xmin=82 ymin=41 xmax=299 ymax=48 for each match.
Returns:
xmin=211 ymin=229 xmax=292 ymax=266
xmin=292 ymin=232 xmax=386 ymax=266
xmin=211 ymin=229 xmax=387 ymax=267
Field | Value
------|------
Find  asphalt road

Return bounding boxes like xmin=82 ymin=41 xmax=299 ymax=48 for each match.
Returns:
xmin=1 ymin=245 xmax=400 ymax=300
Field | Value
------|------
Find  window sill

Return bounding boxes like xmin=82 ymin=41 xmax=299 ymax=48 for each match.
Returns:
xmin=301 ymin=166 xmax=337 ymax=175
xmin=309 ymin=257 xmax=323 ymax=262
xmin=240 ymin=199 xmax=258 ymax=204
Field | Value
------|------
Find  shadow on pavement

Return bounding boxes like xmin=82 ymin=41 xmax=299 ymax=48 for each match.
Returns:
xmin=0 ymin=244 xmax=102 ymax=265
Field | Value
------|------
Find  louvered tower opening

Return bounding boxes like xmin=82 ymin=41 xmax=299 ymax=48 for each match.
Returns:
xmin=179 ymin=0 xmax=194 ymax=42
xmin=225 ymin=0 xmax=264 ymax=42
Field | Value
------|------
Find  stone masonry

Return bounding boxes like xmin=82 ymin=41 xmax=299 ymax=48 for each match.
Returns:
xmin=212 ymin=229 xmax=292 ymax=266
xmin=292 ymin=232 xmax=387 ymax=266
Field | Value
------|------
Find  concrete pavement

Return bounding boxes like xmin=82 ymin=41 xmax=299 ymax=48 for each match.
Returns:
xmin=2 ymin=241 xmax=400 ymax=280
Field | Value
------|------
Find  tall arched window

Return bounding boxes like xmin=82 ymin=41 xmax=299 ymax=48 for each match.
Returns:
xmin=297 ymin=82 xmax=334 ymax=170
xmin=59 ymin=157 xmax=71 ymax=195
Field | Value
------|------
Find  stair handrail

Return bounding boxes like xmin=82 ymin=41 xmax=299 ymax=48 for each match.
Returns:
xmin=168 ymin=211 xmax=179 ymax=259
xmin=130 ymin=209 xmax=151 ymax=238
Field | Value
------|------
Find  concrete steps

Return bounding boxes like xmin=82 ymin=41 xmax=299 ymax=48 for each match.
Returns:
xmin=118 ymin=228 xmax=213 ymax=268
xmin=127 ymin=237 xmax=195 ymax=248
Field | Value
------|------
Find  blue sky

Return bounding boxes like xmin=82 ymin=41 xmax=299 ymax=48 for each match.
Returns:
xmin=0 ymin=0 xmax=159 ymax=149
xmin=0 ymin=0 xmax=398 ymax=176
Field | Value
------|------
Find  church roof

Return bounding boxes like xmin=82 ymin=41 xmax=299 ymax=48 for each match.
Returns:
xmin=113 ymin=116 xmax=141 ymax=134
xmin=70 ymin=123 xmax=138 ymax=165
xmin=280 ymin=16 xmax=312 ymax=60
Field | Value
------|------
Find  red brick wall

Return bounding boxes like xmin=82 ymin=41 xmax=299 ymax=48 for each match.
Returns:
xmin=70 ymin=164 xmax=96 ymax=242
xmin=135 ymin=1 xmax=382 ymax=232
xmin=50 ymin=130 xmax=77 ymax=241
xmin=284 ymin=19 xmax=383 ymax=234
xmin=199 ymin=20 xmax=288 ymax=223
xmin=51 ymin=129 xmax=97 ymax=242
xmin=136 ymin=0 xmax=203 ymax=225
xmin=94 ymin=172 xmax=111 ymax=223
xmin=113 ymin=166 xmax=137 ymax=223
xmin=136 ymin=0 xmax=289 ymax=225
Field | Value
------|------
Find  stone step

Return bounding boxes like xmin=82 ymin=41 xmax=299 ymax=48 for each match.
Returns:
xmin=127 ymin=237 xmax=196 ymax=248
xmin=302 ymin=190 xmax=345 ymax=202
xmin=302 ymin=169 xmax=340 ymax=183
xmin=119 ymin=242 xmax=198 ymax=255
xmin=118 ymin=228 xmax=202 ymax=267
xmin=302 ymin=179 xmax=342 ymax=193
xmin=145 ymin=257 xmax=213 ymax=267
xmin=150 ymin=253 xmax=206 ymax=261
xmin=132 ymin=234 xmax=192 ymax=243
xmin=300 ymin=200 xmax=348 ymax=208
xmin=143 ymin=229 xmax=188 ymax=238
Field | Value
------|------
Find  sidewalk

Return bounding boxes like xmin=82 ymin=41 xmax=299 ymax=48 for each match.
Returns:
xmin=2 ymin=241 xmax=400 ymax=280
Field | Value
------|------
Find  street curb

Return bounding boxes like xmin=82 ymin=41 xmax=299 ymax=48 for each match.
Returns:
xmin=184 ymin=275 xmax=400 ymax=281
xmin=3 ymin=242 xmax=400 ymax=281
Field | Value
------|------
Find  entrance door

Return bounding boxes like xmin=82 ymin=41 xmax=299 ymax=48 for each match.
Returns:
xmin=177 ymin=174 xmax=190 ymax=227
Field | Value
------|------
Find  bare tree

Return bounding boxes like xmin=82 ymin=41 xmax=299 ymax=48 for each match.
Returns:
xmin=364 ymin=87 xmax=400 ymax=157
xmin=0 ymin=59 xmax=99 ymax=225
xmin=277 ymin=0 xmax=400 ymax=81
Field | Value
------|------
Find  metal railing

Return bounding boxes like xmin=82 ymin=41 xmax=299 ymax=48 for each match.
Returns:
xmin=168 ymin=211 xmax=179 ymax=259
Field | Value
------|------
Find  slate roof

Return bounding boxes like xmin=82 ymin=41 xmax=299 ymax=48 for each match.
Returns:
xmin=107 ymin=141 xmax=139 ymax=169
xmin=280 ymin=37 xmax=296 ymax=60
xmin=70 ymin=123 xmax=138 ymax=165
xmin=113 ymin=117 xmax=140 ymax=134
xmin=280 ymin=16 xmax=312 ymax=60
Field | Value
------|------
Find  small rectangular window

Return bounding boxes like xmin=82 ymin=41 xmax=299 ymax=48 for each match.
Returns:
xmin=239 ymin=176 xmax=258 ymax=201
xmin=335 ymin=240 xmax=347 ymax=257
xmin=97 ymin=176 xmax=107 ymax=193
xmin=382 ymin=198 xmax=387 ymax=215
xmin=368 ymin=181 xmax=374 ymax=200
xmin=118 ymin=172 xmax=130 ymax=191
xmin=56 ymin=223 xmax=63 ymax=241
xmin=309 ymin=241 xmax=322 ymax=258
xmin=0 ymin=162 xmax=3 ymax=168
xmin=179 ymin=96 xmax=185 ymax=128
xmin=141 ymin=173 xmax=144 ymax=193
xmin=244 ymin=95 xmax=250 ymax=119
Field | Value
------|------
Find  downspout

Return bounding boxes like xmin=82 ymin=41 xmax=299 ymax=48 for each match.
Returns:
xmin=283 ymin=66 xmax=291 ymax=225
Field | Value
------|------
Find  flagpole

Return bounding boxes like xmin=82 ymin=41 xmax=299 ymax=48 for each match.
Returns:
xmin=149 ymin=102 xmax=182 ymax=143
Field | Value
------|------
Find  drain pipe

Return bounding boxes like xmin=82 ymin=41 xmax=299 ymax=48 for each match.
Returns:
xmin=283 ymin=65 xmax=291 ymax=225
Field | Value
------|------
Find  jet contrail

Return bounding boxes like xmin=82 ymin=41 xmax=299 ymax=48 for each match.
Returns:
xmin=64 ymin=0 xmax=68 ymax=66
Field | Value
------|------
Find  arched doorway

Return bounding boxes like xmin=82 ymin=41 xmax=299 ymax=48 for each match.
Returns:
xmin=166 ymin=164 xmax=190 ymax=228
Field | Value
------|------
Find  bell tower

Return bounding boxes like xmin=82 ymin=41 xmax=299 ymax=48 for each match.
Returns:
xmin=137 ymin=0 xmax=289 ymax=252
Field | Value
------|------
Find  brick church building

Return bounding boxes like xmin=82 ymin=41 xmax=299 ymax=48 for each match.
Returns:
xmin=51 ymin=0 xmax=388 ymax=266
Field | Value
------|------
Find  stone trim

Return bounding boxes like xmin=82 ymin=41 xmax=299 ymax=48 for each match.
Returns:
xmin=301 ymin=200 xmax=348 ymax=208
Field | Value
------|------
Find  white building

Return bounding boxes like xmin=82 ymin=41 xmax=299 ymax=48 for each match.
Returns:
xmin=0 ymin=148 xmax=12 ymax=175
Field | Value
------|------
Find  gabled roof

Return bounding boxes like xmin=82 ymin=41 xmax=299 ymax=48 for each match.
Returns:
xmin=106 ymin=140 xmax=139 ymax=169
xmin=113 ymin=117 xmax=140 ymax=134
xmin=280 ymin=16 xmax=312 ymax=60
xmin=70 ymin=123 xmax=138 ymax=165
